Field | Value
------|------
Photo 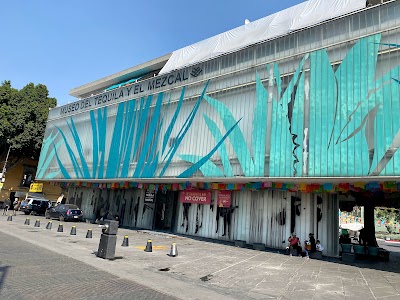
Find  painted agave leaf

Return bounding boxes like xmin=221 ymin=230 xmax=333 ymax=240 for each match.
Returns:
xmin=269 ymin=55 xmax=308 ymax=177
xmin=367 ymin=64 xmax=400 ymax=175
xmin=177 ymin=119 xmax=242 ymax=178
xmin=188 ymin=72 xmax=268 ymax=178
xmin=202 ymin=114 xmax=234 ymax=177
xmin=178 ymin=154 xmax=224 ymax=177
xmin=37 ymin=34 xmax=400 ymax=180
xmin=54 ymin=122 xmax=86 ymax=178
xmin=159 ymin=81 xmax=210 ymax=177
xmin=306 ymin=34 xmax=400 ymax=177
xmin=43 ymin=82 xmax=214 ymax=180
xmin=36 ymin=131 xmax=61 ymax=179
xmin=90 ymin=107 xmax=107 ymax=178
xmin=203 ymin=94 xmax=254 ymax=176
xmin=133 ymin=93 xmax=163 ymax=178
xmin=328 ymin=34 xmax=381 ymax=176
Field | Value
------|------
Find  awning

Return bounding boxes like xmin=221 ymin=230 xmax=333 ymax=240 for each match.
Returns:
xmin=340 ymin=223 xmax=364 ymax=231
xmin=14 ymin=191 xmax=44 ymax=198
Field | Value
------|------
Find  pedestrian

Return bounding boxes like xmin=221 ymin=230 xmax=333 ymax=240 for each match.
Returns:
xmin=3 ymin=198 xmax=10 ymax=215
xmin=13 ymin=199 xmax=19 ymax=211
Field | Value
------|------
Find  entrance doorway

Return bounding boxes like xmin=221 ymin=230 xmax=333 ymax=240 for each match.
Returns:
xmin=154 ymin=191 xmax=179 ymax=231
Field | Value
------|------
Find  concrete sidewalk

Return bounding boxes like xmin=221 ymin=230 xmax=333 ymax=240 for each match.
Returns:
xmin=1 ymin=213 xmax=400 ymax=300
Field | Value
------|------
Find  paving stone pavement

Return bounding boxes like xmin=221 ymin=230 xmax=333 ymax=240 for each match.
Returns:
xmin=0 ymin=231 xmax=177 ymax=300
xmin=1 ymin=213 xmax=400 ymax=299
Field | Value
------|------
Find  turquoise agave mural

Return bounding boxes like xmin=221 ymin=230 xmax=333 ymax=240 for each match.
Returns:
xmin=307 ymin=34 xmax=400 ymax=177
xmin=37 ymin=34 xmax=400 ymax=180
xmin=38 ymin=82 xmax=242 ymax=179
xmin=269 ymin=33 xmax=400 ymax=177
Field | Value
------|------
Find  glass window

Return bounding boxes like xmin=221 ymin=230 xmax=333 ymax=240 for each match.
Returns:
xmin=220 ymin=53 xmax=237 ymax=71
xmin=20 ymin=166 xmax=36 ymax=187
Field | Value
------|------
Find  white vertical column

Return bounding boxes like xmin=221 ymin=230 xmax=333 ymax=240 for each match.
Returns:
xmin=331 ymin=194 xmax=339 ymax=256
xmin=313 ymin=194 xmax=318 ymax=237
xmin=300 ymin=193 xmax=314 ymax=243
xmin=262 ymin=190 xmax=268 ymax=245
xmin=285 ymin=192 xmax=292 ymax=243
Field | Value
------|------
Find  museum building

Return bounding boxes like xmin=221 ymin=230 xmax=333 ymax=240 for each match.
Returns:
xmin=37 ymin=0 xmax=400 ymax=256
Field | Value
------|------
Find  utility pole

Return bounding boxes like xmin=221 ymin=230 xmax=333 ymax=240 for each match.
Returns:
xmin=1 ymin=142 xmax=11 ymax=182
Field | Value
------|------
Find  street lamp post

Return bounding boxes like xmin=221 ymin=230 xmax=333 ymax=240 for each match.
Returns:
xmin=1 ymin=142 xmax=11 ymax=182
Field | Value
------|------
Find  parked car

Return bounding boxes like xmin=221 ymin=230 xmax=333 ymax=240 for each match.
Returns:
xmin=22 ymin=198 xmax=51 ymax=215
xmin=45 ymin=204 xmax=84 ymax=222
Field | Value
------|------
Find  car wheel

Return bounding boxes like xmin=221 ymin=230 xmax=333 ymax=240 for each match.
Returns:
xmin=59 ymin=215 xmax=65 ymax=222
xmin=24 ymin=212 xmax=30 ymax=215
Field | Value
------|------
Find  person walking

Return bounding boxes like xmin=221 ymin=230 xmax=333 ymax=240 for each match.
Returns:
xmin=2 ymin=198 xmax=10 ymax=215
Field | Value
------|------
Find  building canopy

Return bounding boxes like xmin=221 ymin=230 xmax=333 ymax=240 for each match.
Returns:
xmin=160 ymin=0 xmax=366 ymax=74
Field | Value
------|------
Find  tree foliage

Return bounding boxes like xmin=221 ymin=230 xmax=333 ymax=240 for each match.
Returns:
xmin=0 ymin=80 xmax=57 ymax=160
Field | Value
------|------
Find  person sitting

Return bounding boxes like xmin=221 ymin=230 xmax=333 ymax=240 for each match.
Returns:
xmin=358 ymin=228 xmax=366 ymax=246
xmin=309 ymin=233 xmax=316 ymax=253
xmin=316 ymin=240 xmax=324 ymax=252
xmin=339 ymin=229 xmax=351 ymax=244
xmin=304 ymin=240 xmax=311 ymax=258
xmin=288 ymin=233 xmax=301 ymax=256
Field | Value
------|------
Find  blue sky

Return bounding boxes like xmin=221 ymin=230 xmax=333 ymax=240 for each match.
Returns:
xmin=0 ymin=0 xmax=303 ymax=106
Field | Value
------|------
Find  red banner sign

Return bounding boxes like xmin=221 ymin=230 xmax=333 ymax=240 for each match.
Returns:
xmin=217 ymin=191 xmax=231 ymax=207
xmin=180 ymin=190 xmax=211 ymax=204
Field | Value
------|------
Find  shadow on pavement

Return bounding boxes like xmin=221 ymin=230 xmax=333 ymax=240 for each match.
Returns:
xmin=140 ymin=229 xmax=400 ymax=274
xmin=0 ymin=265 xmax=9 ymax=290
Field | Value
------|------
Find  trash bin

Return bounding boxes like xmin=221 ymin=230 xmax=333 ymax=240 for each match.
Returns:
xmin=97 ymin=220 xmax=119 ymax=260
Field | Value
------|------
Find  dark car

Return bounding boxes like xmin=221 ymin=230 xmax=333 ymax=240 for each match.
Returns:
xmin=22 ymin=198 xmax=51 ymax=215
xmin=45 ymin=204 xmax=83 ymax=222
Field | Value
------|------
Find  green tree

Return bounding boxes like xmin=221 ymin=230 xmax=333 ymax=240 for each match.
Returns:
xmin=0 ymin=80 xmax=57 ymax=162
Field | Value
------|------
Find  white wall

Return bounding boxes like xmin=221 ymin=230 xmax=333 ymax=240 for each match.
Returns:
xmin=175 ymin=190 xmax=339 ymax=255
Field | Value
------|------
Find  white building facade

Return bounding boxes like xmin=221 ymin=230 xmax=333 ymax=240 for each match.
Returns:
xmin=37 ymin=0 xmax=400 ymax=256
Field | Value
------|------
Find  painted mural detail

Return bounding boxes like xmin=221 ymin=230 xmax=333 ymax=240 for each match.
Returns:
xmin=195 ymin=205 xmax=204 ymax=234
xmin=36 ymin=131 xmax=61 ymax=179
xmin=215 ymin=206 xmax=237 ymax=238
xmin=181 ymin=203 xmax=191 ymax=232
xmin=309 ymin=34 xmax=382 ymax=176
xmin=269 ymin=34 xmax=400 ymax=177
xmin=311 ymin=35 xmax=400 ymax=177
xmin=269 ymin=56 xmax=308 ymax=177
xmin=37 ymin=34 xmax=400 ymax=180
xmin=39 ymin=79 xmax=241 ymax=179
xmin=198 ymin=72 xmax=267 ymax=177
